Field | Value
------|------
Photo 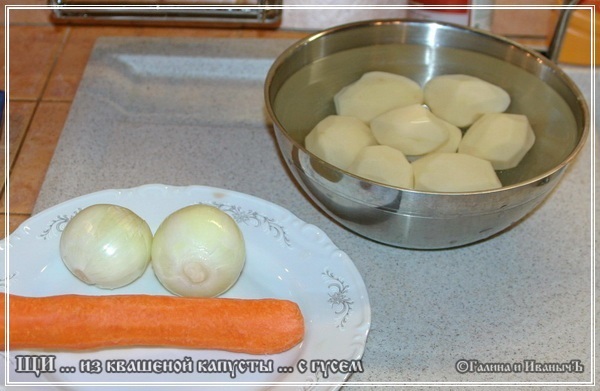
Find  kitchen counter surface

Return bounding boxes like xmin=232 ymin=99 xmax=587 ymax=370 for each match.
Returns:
xmin=3 ymin=4 xmax=597 ymax=390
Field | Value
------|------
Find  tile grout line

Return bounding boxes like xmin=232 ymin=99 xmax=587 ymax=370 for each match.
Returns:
xmin=6 ymin=25 xmax=71 ymax=234
xmin=6 ymin=26 xmax=71 ymax=176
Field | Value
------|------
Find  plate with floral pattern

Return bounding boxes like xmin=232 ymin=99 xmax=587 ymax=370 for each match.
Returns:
xmin=1 ymin=184 xmax=371 ymax=390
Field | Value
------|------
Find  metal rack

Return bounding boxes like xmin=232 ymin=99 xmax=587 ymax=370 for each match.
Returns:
xmin=49 ymin=0 xmax=283 ymax=28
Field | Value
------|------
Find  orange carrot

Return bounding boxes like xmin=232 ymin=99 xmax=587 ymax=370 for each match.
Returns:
xmin=0 ymin=293 xmax=304 ymax=354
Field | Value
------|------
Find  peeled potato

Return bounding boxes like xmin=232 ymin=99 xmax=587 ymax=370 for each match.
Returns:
xmin=304 ymin=115 xmax=377 ymax=169
xmin=412 ymin=152 xmax=502 ymax=192
xmin=334 ymin=71 xmax=424 ymax=123
xmin=347 ymin=145 xmax=414 ymax=189
xmin=370 ymin=104 xmax=450 ymax=156
xmin=424 ymin=74 xmax=511 ymax=128
xmin=432 ymin=120 xmax=463 ymax=153
xmin=458 ymin=113 xmax=536 ymax=170
xmin=405 ymin=122 xmax=462 ymax=162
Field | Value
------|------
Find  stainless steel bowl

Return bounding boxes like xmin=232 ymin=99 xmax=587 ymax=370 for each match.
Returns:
xmin=265 ymin=19 xmax=589 ymax=249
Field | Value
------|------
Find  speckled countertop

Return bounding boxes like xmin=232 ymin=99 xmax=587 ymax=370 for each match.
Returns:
xmin=22 ymin=35 xmax=595 ymax=389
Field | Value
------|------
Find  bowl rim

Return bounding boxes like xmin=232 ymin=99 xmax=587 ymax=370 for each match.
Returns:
xmin=264 ymin=18 xmax=591 ymax=196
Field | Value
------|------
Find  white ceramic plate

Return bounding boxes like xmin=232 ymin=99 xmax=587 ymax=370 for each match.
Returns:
xmin=1 ymin=184 xmax=371 ymax=390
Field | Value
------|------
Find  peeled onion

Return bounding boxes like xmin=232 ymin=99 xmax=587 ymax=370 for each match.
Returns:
xmin=151 ymin=204 xmax=246 ymax=297
xmin=59 ymin=204 xmax=153 ymax=289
